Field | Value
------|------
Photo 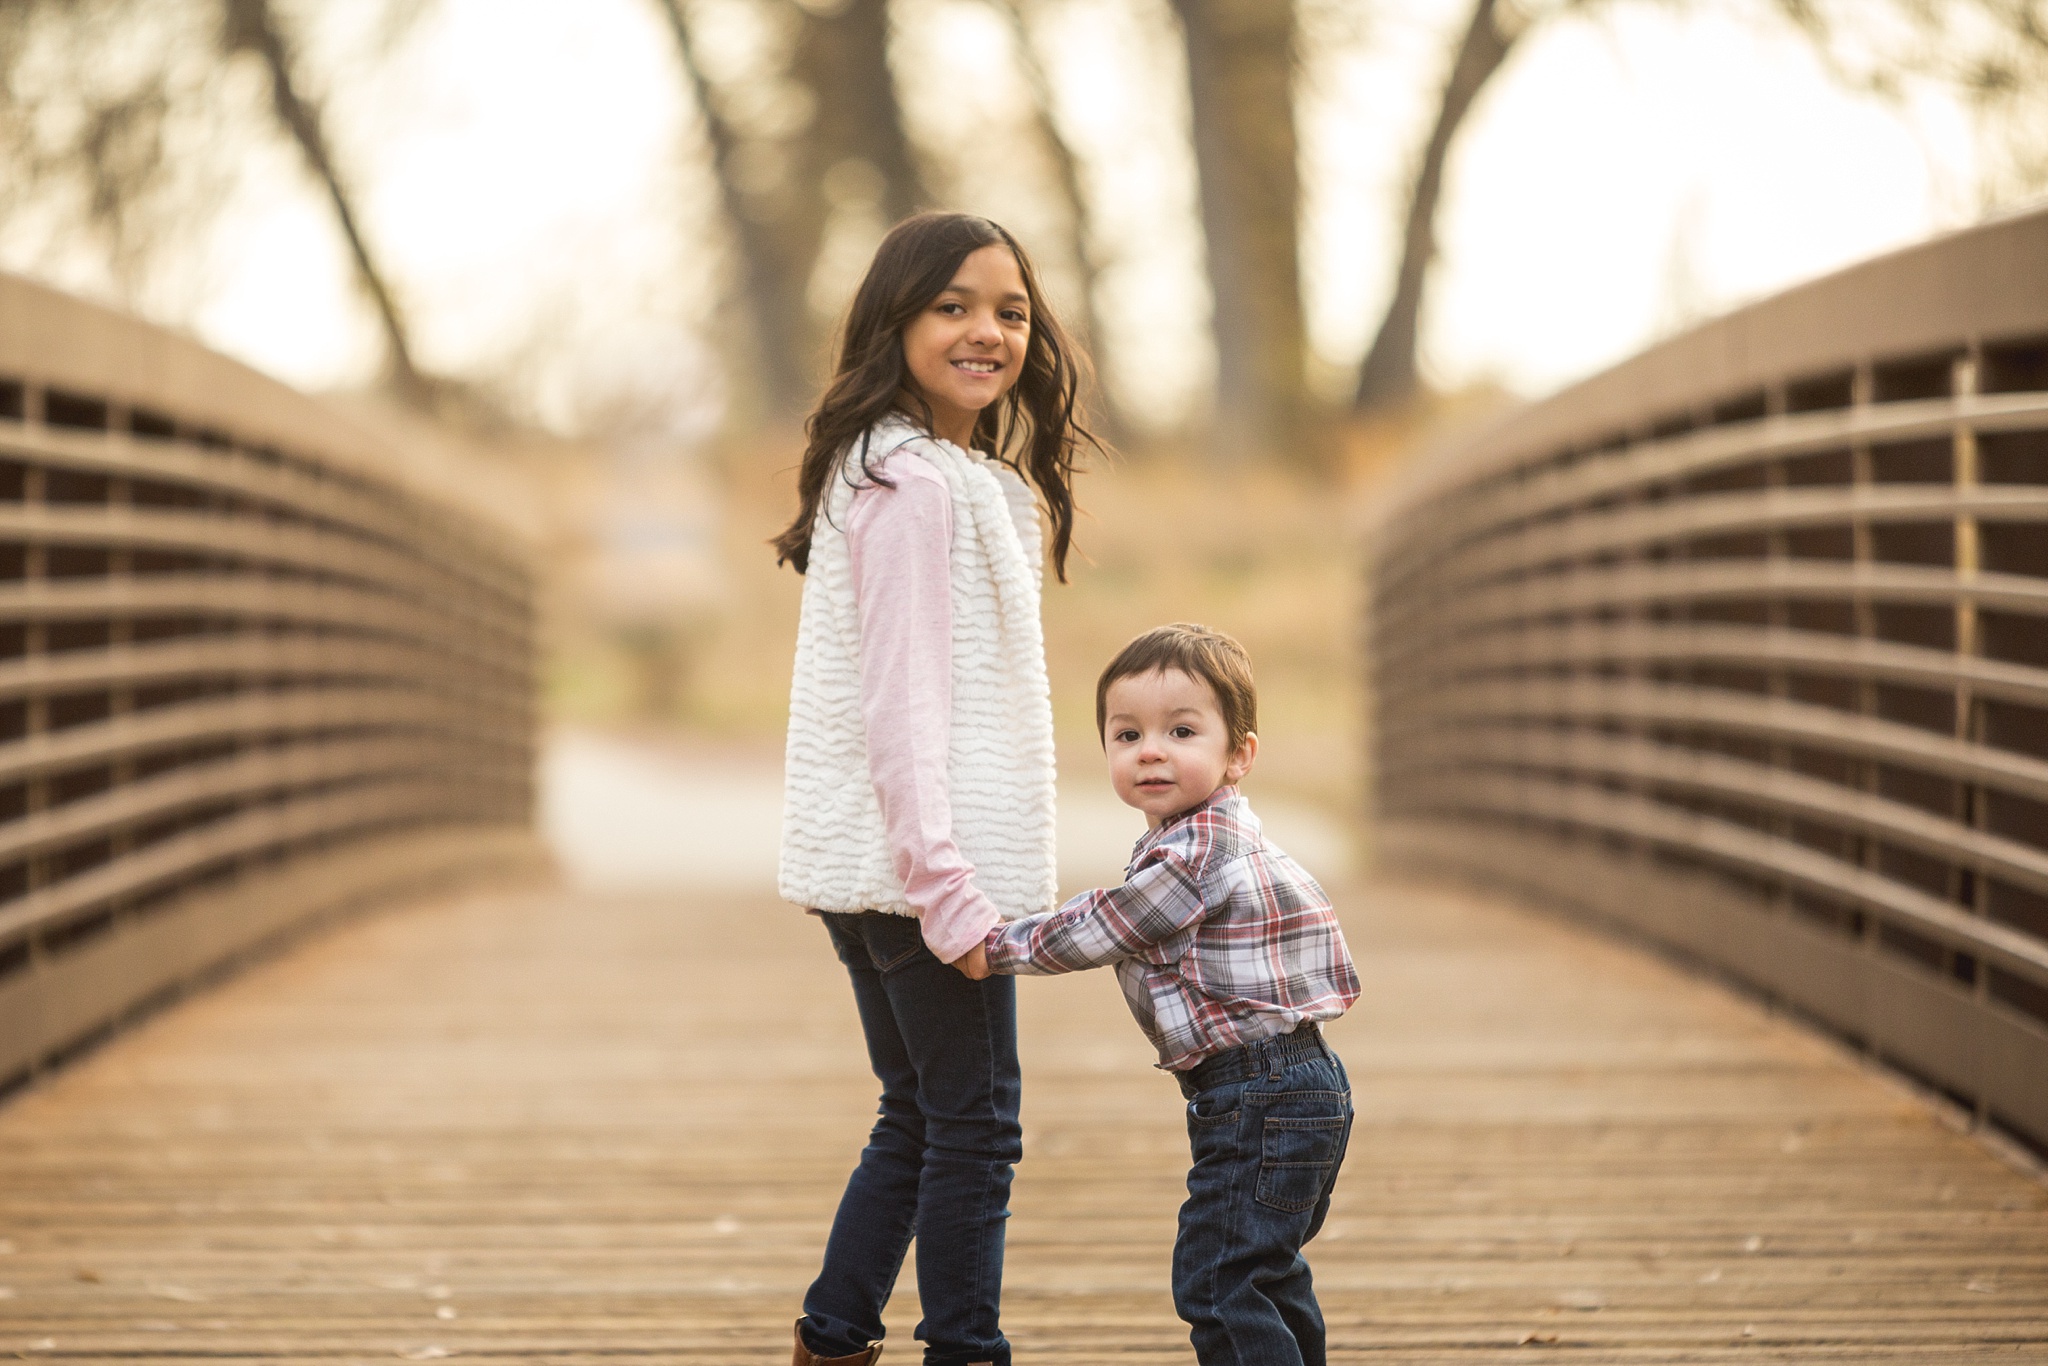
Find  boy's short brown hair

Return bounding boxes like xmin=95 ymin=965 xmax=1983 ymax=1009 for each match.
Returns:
xmin=1096 ymin=623 xmax=1258 ymax=748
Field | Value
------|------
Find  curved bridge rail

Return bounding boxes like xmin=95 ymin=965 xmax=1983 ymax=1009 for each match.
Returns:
xmin=1370 ymin=209 xmax=2048 ymax=1156
xmin=0 ymin=276 xmax=540 ymax=1088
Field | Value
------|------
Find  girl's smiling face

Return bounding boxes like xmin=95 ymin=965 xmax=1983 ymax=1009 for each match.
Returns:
xmin=1103 ymin=668 xmax=1258 ymax=829
xmin=899 ymin=244 xmax=1031 ymax=447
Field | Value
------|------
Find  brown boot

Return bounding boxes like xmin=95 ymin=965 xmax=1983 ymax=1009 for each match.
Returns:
xmin=791 ymin=1319 xmax=882 ymax=1366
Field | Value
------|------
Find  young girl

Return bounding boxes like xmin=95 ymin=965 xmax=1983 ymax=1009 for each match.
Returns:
xmin=775 ymin=212 xmax=1095 ymax=1366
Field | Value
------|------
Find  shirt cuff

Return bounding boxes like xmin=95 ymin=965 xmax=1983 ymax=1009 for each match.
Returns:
xmin=919 ymin=892 xmax=1003 ymax=965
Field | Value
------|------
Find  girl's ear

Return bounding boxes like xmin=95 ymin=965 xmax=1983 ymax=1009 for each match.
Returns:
xmin=1225 ymin=733 xmax=1258 ymax=785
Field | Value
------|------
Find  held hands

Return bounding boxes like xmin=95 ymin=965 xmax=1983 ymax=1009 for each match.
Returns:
xmin=952 ymin=940 xmax=991 ymax=980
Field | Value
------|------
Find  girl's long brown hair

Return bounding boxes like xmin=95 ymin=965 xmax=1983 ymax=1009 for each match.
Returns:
xmin=773 ymin=212 xmax=1097 ymax=580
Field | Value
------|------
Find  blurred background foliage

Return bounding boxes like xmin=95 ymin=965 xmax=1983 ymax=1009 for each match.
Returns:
xmin=3 ymin=0 xmax=2045 ymax=806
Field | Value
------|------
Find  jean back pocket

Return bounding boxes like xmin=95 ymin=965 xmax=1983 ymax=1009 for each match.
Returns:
xmin=1255 ymin=1111 xmax=1349 ymax=1213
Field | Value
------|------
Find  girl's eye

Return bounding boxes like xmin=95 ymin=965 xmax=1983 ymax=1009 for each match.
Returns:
xmin=1171 ymin=726 xmax=1195 ymax=739
xmin=936 ymin=301 xmax=965 ymax=316
xmin=1001 ymin=309 xmax=1028 ymax=325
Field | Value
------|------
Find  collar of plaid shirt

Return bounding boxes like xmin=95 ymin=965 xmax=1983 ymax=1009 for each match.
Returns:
xmin=1125 ymin=783 xmax=1242 ymax=871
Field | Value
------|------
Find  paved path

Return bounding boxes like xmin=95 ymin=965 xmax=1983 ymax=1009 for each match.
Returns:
xmin=0 ymin=737 xmax=2043 ymax=1362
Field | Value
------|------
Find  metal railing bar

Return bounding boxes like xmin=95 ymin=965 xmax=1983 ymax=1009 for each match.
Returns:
xmin=0 ymin=777 xmax=504 ymax=943
xmin=1390 ymin=773 xmax=2048 ymax=986
xmin=0 ymin=734 xmax=501 ymax=867
xmin=0 ymin=504 xmax=527 ymax=640
xmin=1375 ymin=621 xmax=2048 ymax=710
xmin=1391 ymin=487 xmax=2048 ymax=605
xmin=1387 ymin=726 xmax=2048 ymax=901
xmin=1 ymin=426 xmax=528 ymax=602
xmin=0 ymin=575 xmax=528 ymax=674
xmin=1383 ymin=676 xmax=2048 ymax=806
xmin=1374 ymin=397 xmax=2048 ymax=593
xmin=0 ymin=694 xmax=518 ymax=789
xmin=1373 ymin=562 xmax=2048 ymax=658
xmin=0 ymin=636 xmax=529 ymax=712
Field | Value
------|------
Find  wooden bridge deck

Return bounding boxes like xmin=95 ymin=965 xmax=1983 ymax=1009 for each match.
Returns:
xmin=1 ymin=870 xmax=2044 ymax=1363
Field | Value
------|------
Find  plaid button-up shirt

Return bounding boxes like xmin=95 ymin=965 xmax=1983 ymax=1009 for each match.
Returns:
xmin=985 ymin=787 xmax=1359 ymax=1071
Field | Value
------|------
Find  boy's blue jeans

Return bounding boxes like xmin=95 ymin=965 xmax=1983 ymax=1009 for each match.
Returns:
xmin=1174 ymin=1025 xmax=1353 ymax=1366
xmin=801 ymin=911 xmax=1022 ymax=1366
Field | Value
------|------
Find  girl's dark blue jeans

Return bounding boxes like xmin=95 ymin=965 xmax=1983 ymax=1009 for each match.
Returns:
xmin=1174 ymin=1026 xmax=1353 ymax=1366
xmin=802 ymin=911 xmax=1022 ymax=1366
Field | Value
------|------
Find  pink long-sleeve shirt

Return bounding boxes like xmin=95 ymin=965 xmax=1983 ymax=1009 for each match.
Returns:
xmin=845 ymin=450 xmax=1005 ymax=963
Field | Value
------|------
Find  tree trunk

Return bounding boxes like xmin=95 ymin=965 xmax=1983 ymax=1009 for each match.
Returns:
xmin=656 ymin=0 xmax=925 ymax=419
xmin=986 ymin=1 xmax=1109 ymax=350
xmin=1171 ymin=0 xmax=1306 ymax=462
xmin=220 ymin=0 xmax=428 ymax=406
xmin=652 ymin=0 xmax=811 ymax=418
xmin=792 ymin=0 xmax=924 ymax=227
xmin=1352 ymin=0 xmax=1519 ymax=415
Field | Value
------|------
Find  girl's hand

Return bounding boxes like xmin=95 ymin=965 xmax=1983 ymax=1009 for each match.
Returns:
xmin=953 ymin=942 xmax=991 ymax=980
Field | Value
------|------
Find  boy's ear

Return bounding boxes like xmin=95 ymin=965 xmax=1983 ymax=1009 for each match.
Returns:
xmin=1225 ymin=732 xmax=1258 ymax=785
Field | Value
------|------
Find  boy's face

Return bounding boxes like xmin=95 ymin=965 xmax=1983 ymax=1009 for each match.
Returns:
xmin=1102 ymin=668 xmax=1257 ymax=829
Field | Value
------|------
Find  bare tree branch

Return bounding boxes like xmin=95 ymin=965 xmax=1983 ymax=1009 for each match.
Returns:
xmin=651 ymin=0 xmax=928 ymax=420
xmin=219 ymin=0 xmax=428 ymax=404
xmin=983 ymin=1 xmax=1102 ymax=332
xmin=0 ymin=0 xmax=223 ymax=294
xmin=651 ymin=0 xmax=813 ymax=418
xmin=1351 ymin=0 xmax=2048 ymax=417
xmin=1353 ymin=0 xmax=1520 ymax=414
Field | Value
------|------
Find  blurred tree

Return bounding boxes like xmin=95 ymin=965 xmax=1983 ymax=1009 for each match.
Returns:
xmin=1353 ymin=0 xmax=2048 ymax=416
xmin=0 ymin=0 xmax=224 ymax=295
xmin=220 ymin=0 xmax=428 ymax=405
xmin=655 ymin=0 xmax=929 ymax=421
xmin=653 ymin=0 xmax=800 ymax=420
xmin=0 ymin=0 xmax=439 ymax=408
xmin=984 ymin=1 xmax=1108 ymax=351
xmin=1790 ymin=0 xmax=2048 ymax=210
xmin=1170 ymin=0 xmax=1309 ymax=462
xmin=1351 ymin=0 xmax=1514 ymax=416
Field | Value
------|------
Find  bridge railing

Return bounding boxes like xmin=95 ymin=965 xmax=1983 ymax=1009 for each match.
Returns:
xmin=1370 ymin=208 xmax=2048 ymax=1156
xmin=0 ymin=275 xmax=542 ymax=1087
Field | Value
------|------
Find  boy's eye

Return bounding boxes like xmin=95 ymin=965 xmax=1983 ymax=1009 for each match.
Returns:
xmin=1114 ymin=729 xmax=1139 ymax=743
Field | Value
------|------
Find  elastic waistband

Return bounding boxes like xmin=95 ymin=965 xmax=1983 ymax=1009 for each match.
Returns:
xmin=1177 ymin=1022 xmax=1328 ymax=1098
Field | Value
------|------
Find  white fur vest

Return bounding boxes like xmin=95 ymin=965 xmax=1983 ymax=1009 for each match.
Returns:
xmin=778 ymin=416 xmax=1059 ymax=920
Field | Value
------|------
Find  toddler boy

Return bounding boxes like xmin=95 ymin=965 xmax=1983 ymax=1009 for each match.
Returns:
xmin=965 ymin=623 xmax=1360 ymax=1366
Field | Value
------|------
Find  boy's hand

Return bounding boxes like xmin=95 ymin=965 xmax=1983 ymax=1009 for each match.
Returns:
xmin=953 ymin=941 xmax=991 ymax=980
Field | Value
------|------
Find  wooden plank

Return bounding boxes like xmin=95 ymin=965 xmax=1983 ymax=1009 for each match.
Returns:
xmin=0 ymin=873 xmax=2039 ymax=1363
